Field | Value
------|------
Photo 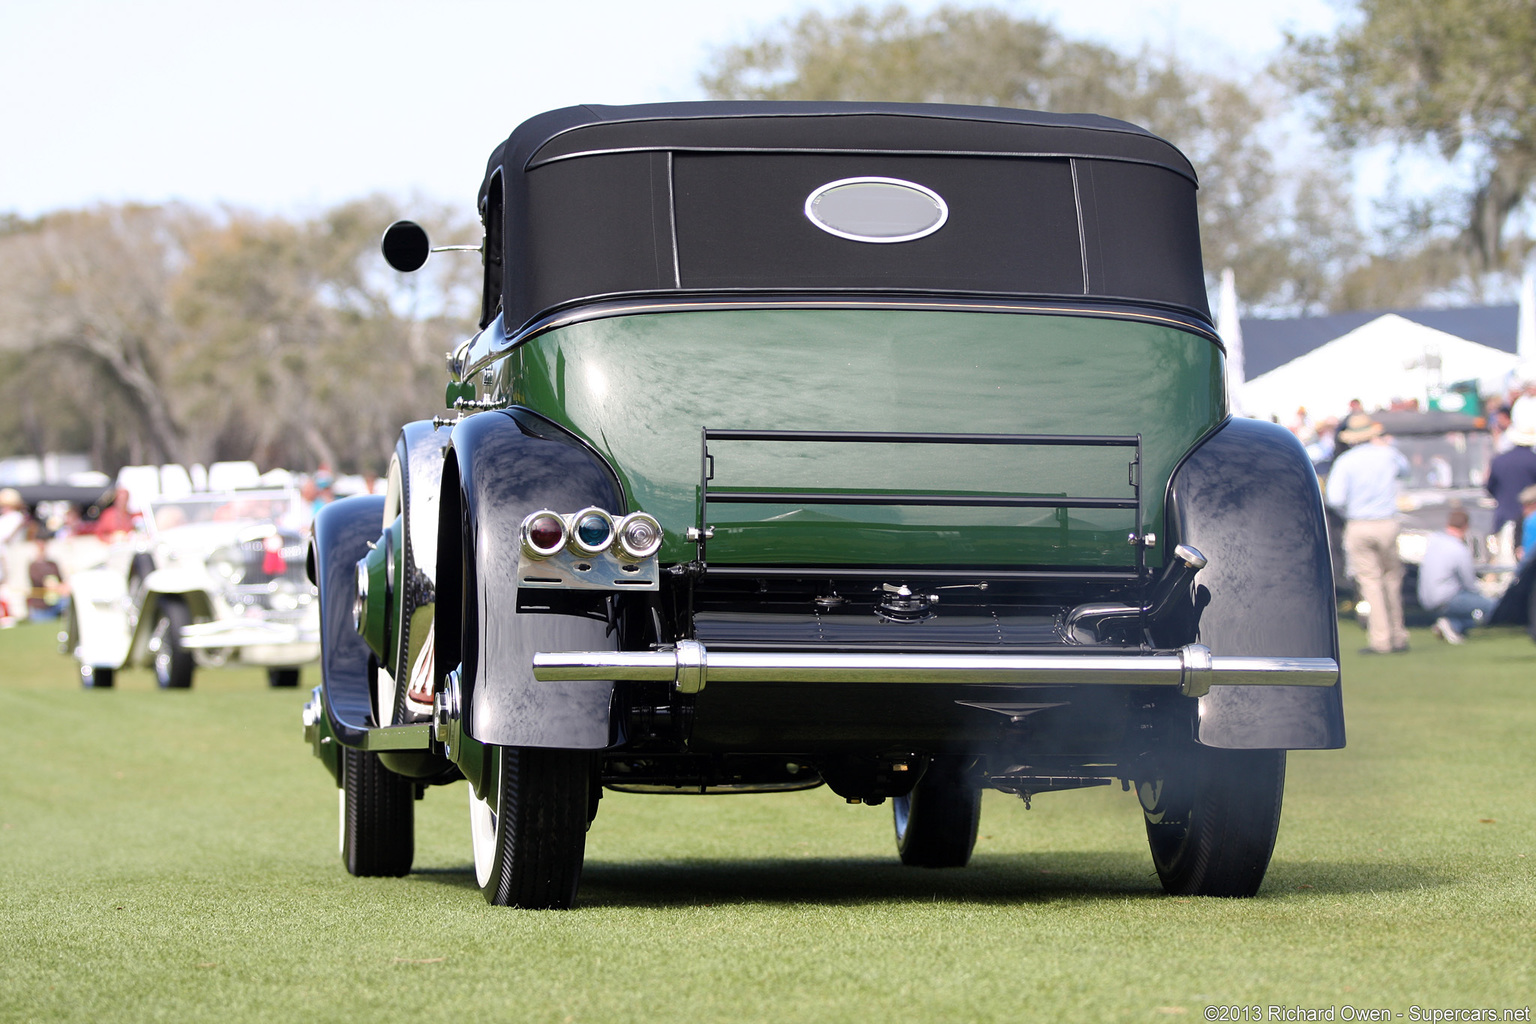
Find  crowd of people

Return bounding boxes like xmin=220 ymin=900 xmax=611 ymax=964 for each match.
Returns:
xmin=1311 ymin=377 xmax=1536 ymax=653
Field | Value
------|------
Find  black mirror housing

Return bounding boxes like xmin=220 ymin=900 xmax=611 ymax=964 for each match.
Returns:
xmin=381 ymin=220 xmax=431 ymax=272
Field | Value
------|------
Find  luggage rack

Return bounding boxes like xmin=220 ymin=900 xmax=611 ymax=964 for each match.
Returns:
xmin=693 ymin=428 xmax=1148 ymax=583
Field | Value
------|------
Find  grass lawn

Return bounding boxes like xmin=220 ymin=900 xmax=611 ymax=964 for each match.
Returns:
xmin=1 ymin=616 xmax=1532 ymax=1023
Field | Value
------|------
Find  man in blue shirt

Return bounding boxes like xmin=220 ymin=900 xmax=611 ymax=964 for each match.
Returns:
xmin=1418 ymin=508 xmax=1496 ymax=644
xmin=1326 ymin=413 xmax=1411 ymax=654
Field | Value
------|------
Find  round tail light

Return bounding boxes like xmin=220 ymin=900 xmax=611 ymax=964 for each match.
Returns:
xmin=522 ymin=511 xmax=567 ymax=558
xmin=617 ymin=513 xmax=663 ymax=560
xmin=569 ymin=507 xmax=615 ymax=555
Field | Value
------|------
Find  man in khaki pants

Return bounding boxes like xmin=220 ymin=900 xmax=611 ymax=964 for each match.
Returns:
xmin=1326 ymin=413 xmax=1411 ymax=653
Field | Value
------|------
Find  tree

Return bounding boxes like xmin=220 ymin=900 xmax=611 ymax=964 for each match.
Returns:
xmin=170 ymin=196 xmax=478 ymax=472
xmin=0 ymin=205 xmax=207 ymax=467
xmin=1286 ymin=0 xmax=1536 ymax=275
xmin=0 ymin=198 xmax=479 ymax=475
xmin=700 ymin=3 xmax=1359 ymax=314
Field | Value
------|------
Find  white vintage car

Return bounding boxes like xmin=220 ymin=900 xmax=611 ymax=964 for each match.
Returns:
xmin=65 ymin=489 xmax=319 ymax=688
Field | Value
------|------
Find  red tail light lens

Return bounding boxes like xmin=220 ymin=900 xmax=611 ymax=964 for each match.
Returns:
xmin=522 ymin=511 xmax=566 ymax=557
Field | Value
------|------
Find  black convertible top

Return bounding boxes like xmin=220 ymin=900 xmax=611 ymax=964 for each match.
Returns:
xmin=479 ymin=102 xmax=1210 ymax=333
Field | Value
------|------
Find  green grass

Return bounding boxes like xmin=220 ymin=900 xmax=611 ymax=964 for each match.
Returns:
xmin=1 ymin=618 xmax=1532 ymax=1023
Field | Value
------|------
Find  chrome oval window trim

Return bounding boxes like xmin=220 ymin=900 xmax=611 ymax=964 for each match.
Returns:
xmin=803 ymin=177 xmax=949 ymax=243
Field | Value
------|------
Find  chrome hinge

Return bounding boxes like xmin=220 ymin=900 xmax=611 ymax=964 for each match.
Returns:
xmin=453 ymin=397 xmax=506 ymax=412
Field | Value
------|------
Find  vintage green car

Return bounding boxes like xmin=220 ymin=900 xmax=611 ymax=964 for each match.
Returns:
xmin=303 ymin=101 xmax=1343 ymax=907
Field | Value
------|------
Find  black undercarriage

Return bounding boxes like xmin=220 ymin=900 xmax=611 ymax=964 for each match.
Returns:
xmin=525 ymin=562 xmax=1205 ymax=804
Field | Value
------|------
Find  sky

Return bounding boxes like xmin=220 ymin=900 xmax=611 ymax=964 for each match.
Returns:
xmin=1 ymin=0 xmax=1342 ymax=219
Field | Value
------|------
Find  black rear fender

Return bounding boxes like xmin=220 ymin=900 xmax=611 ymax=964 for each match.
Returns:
xmin=442 ymin=409 xmax=625 ymax=750
xmin=311 ymin=495 xmax=388 ymax=749
xmin=1165 ymin=417 xmax=1345 ymax=750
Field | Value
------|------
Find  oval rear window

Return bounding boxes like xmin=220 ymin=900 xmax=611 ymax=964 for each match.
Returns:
xmin=804 ymin=177 xmax=948 ymax=243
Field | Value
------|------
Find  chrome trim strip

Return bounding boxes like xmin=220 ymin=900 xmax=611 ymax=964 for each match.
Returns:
xmin=513 ymin=297 xmax=1219 ymax=346
xmin=531 ymin=642 xmax=1339 ymax=698
xmin=667 ymin=151 xmax=681 ymax=288
xmin=459 ymin=297 xmax=1221 ymax=378
xmin=1070 ymin=158 xmax=1089 ymax=294
xmin=518 ymin=106 xmax=1194 ymax=178
xmin=704 ymin=566 xmax=1141 ymax=582
xmin=525 ymin=143 xmax=1198 ymax=184
xmin=706 ymin=428 xmax=1141 ymax=446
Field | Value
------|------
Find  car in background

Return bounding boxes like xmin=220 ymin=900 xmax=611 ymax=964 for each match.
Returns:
xmin=1382 ymin=409 xmax=1497 ymax=560
xmin=64 ymin=488 xmax=318 ymax=688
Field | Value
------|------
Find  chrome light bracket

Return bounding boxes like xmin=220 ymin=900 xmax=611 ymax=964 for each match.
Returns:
xmin=516 ymin=509 xmax=662 ymax=592
xmin=517 ymin=545 xmax=660 ymax=591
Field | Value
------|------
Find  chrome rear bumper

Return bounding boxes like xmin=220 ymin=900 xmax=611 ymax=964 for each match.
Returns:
xmin=532 ymin=641 xmax=1338 ymax=698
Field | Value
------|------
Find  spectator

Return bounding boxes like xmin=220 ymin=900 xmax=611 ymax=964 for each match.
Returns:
xmin=1288 ymin=406 xmax=1317 ymax=445
xmin=305 ymin=467 xmax=336 ymax=518
xmin=1332 ymin=399 xmax=1367 ymax=457
xmin=1490 ymin=403 xmax=1515 ymax=454
xmin=92 ymin=488 xmax=139 ymax=539
xmin=0 ymin=489 xmax=26 ymax=544
xmin=1306 ymin=416 xmax=1338 ymax=471
xmin=1326 ymin=412 xmax=1411 ymax=654
xmin=1418 ymin=508 xmax=1496 ymax=645
xmin=26 ymin=539 xmax=69 ymax=622
xmin=1520 ymin=484 xmax=1536 ymax=564
xmin=0 ymin=489 xmax=31 ymax=624
xmin=1485 ymin=397 xmax=1536 ymax=559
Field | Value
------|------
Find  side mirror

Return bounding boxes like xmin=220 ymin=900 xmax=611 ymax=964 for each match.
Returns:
xmin=381 ymin=220 xmax=431 ymax=273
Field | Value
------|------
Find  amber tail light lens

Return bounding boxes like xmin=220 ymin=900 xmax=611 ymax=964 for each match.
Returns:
xmin=617 ymin=513 xmax=663 ymax=560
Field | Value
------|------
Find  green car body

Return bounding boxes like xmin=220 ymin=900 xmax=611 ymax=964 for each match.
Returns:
xmin=504 ymin=307 xmax=1224 ymax=567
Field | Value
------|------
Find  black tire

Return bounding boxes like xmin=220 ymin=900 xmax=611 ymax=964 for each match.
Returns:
xmin=469 ymin=745 xmax=590 ymax=908
xmin=892 ymin=759 xmax=982 ymax=868
xmin=150 ymin=599 xmax=195 ymax=689
xmin=268 ymin=668 xmax=301 ymax=688
xmin=1139 ymin=747 xmax=1286 ymax=897
xmin=82 ymin=665 xmax=115 ymax=689
xmin=340 ymin=746 xmax=414 ymax=877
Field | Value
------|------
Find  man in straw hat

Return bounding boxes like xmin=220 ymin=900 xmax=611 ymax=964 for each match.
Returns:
xmin=1418 ymin=507 xmax=1496 ymax=645
xmin=1326 ymin=412 xmax=1411 ymax=654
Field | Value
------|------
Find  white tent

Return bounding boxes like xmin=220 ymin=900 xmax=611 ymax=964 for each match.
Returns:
xmin=1217 ymin=267 xmax=1247 ymax=415
xmin=1519 ymin=266 xmax=1536 ymax=361
xmin=1242 ymin=313 xmax=1519 ymax=422
xmin=1513 ymin=267 xmax=1536 ymax=391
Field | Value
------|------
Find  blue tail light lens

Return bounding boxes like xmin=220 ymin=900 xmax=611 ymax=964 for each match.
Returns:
xmin=569 ymin=508 xmax=614 ymax=554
